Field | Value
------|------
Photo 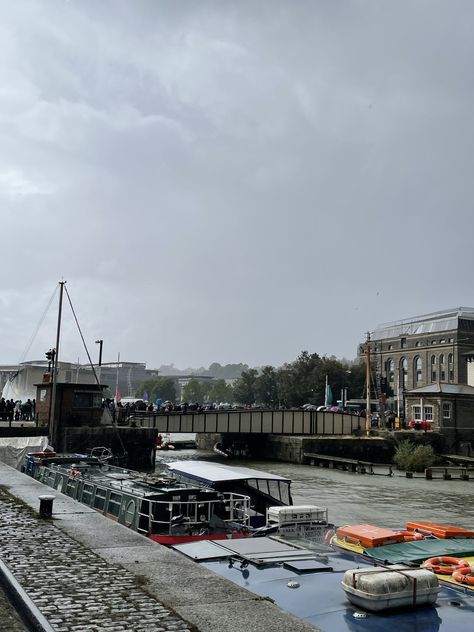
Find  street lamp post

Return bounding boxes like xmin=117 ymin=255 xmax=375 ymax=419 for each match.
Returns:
xmin=95 ymin=339 xmax=103 ymax=383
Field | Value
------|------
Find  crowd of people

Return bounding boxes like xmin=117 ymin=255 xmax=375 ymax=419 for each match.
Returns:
xmin=0 ymin=398 xmax=36 ymax=422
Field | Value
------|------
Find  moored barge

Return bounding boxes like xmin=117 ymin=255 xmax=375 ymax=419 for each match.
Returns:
xmin=25 ymin=451 xmax=252 ymax=545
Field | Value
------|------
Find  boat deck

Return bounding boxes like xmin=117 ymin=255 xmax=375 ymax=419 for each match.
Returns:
xmin=173 ymin=536 xmax=474 ymax=631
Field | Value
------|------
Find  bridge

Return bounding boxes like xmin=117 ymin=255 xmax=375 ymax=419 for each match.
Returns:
xmin=123 ymin=408 xmax=362 ymax=436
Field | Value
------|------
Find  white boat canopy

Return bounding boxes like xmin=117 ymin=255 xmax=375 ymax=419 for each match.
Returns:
xmin=166 ymin=460 xmax=290 ymax=484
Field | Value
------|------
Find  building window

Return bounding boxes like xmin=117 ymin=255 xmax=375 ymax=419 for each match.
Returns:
xmin=432 ymin=370 xmax=437 ymax=381
xmin=440 ymin=370 xmax=446 ymax=381
xmin=440 ymin=339 xmax=446 ymax=344
xmin=400 ymin=358 xmax=408 ymax=387
xmin=442 ymin=403 xmax=451 ymax=419
xmin=413 ymin=406 xmax=422 ymax=420
xmin=448 ymin=353 xmax=454 ymax=382
xmin=401 ymin=338 xmax=407 ymax=349
xmin=415 ymin=341 xmax=422 ymax=347
xmin=448 ymin=338 xmax=454 ymax=343
xmin=431 ymin=340 xmax=437 ymax=345
xmin=386 ymin=359 xmax=395 ymax=383
xmin=439 ymin=354 xmax=445 ymax=364
xmin=431 ymin=355 xmax=436 ymax=365
xmin=424 ymin=406 xmax=433 ymax=421
xmin=388 ymin=344 xmax=393 ymax=350
xmin=414 ymin=356 xmax=423 ymax=383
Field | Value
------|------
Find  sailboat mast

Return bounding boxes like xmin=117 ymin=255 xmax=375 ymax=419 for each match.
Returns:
xmin=49 ymin=280 xmax=66 ymax=448
xmin=365 ymin=331 xmax=371 ymax=436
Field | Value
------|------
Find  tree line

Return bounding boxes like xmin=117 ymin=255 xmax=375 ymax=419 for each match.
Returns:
xmin=135 ymin=351 xmax=365 ymax=408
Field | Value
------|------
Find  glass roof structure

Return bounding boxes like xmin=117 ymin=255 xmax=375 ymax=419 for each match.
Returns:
xmin=372 ymin=307 xmax=474 ymax=341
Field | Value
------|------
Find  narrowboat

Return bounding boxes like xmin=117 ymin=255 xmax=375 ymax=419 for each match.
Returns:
xmin=24 ymin=451 xmax=252 ymax=545
xmin=165 ymin=460 xmax=292 ymax=526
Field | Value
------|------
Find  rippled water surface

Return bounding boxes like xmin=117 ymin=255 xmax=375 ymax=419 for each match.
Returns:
xmin=156 ymin=448 xmax=474 ymax=528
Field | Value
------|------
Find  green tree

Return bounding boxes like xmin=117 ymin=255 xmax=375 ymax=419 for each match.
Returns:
xmin=255 ymin=366 xmax=279 ymax=407
xmin=135 ymin=377 xmax=176 ymax=403
xmin=233 ymin=369 xmax=258 ymax=405
xmin=275 ymin=352 xmax=324 ymax=407
xmin=182 ymin=379 xmax=206 ymax=403
xmin=208 ymin=379 xmax=234 ymax=404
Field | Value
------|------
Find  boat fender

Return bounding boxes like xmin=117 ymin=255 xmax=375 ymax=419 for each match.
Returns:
xmin=452 ymin=566 xmax=474 ymax=585
xmin=324 ymin=528 xmax=335 ymax=545
xmin=421 ymin=556 xmax=470 ymax=575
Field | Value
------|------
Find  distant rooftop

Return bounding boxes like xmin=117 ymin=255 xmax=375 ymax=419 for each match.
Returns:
xmin=372 ymin=307 xmax=474 ymax=341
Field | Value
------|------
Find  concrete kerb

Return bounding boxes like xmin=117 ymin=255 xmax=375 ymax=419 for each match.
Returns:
xmin=0 ymin=461 xmax=320 ymax=632
xmin=0 ymin=557 xmax=55 ymax=632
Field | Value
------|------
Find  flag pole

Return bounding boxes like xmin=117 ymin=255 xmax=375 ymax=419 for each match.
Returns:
xmin=365 ymin=332 xmax=371 ymax=436
xmin=115 ymin=352 xmax=120 ymax=402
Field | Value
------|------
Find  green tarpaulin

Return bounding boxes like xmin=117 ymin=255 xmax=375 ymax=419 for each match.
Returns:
xmin=364 ymin=538 xmax=474 ymax=565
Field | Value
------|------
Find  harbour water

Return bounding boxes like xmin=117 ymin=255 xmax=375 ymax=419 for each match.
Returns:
xmin=156 ymin=448 xmax=474 ymax=528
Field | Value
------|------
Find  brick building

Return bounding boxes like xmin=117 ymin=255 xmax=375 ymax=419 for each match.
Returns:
xmin=359 ymin=307 xmax=474 ymax=448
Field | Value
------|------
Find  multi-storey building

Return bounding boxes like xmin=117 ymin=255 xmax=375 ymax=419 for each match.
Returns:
xmin=360 ymin=307 xmax=474 ymax=404
xmin=359 ymin=307 xmax=474 ymax=449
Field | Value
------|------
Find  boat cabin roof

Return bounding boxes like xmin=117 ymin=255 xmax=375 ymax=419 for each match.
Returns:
xmin=167 ymin=461 xmax=290 ymax=484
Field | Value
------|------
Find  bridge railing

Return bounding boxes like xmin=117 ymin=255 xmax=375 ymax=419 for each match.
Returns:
xmin=119 ymin=409 xmax=362 ymax=436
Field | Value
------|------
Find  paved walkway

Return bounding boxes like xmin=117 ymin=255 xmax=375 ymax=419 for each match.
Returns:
xmin=0 ymin=486 xmax=191 ymax=632
xmin=0 ymin=461 xmax=319 ymax=632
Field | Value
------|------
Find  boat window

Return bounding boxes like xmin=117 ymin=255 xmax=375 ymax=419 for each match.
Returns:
xmin=55 ymin=475 xmax=64 ymax=492
xmin=267 ymin=480 xmax=282 ymax=502
xmin=278 ymin=482 xmax=291 ymax=505
xmin=72 ymin=392 xmax=102 ymax=408
xmin=82 ymin=483 xmax=94 ymax=504
xmin=65 ymin=478 xmax=77 ymax=497
xmin=107 ymin=492 xmax=122 ymax=517
xmin=44 ymin=470 xmax=56 ymax=486
xmin=93 ymin=487 xmax=106 ymax=511
xmin=124 ymin=499 xmax=136 ymax=527
xmin=245 ymin=478 xmax=290 ymax=504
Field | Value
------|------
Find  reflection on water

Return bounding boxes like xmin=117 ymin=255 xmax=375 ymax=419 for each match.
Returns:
xmin=155 ymin=449 xmax=474 ymax=528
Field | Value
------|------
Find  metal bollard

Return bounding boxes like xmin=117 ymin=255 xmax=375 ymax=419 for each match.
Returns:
xmin=38 ymin=494 xmax=55 ymax=518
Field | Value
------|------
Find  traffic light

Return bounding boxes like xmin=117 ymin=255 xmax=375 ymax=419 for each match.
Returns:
xmin=45 ymin=349 xmax=55 ymax=361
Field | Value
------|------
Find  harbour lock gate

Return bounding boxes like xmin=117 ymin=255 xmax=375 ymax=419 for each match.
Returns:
xmin=124 ymin=409 xmax=362 ymax=436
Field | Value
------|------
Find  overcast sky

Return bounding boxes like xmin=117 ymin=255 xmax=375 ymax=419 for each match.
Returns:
xmin=1 ymin=0 xmax=473 ymax=370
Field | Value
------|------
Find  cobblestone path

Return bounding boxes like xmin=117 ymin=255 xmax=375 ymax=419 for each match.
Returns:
xmin=0 ymin=487 xmax=193 ymax=632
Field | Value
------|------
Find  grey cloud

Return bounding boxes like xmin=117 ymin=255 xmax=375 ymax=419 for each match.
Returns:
xmin=1 ymin=0 xmax=473 ymax=369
